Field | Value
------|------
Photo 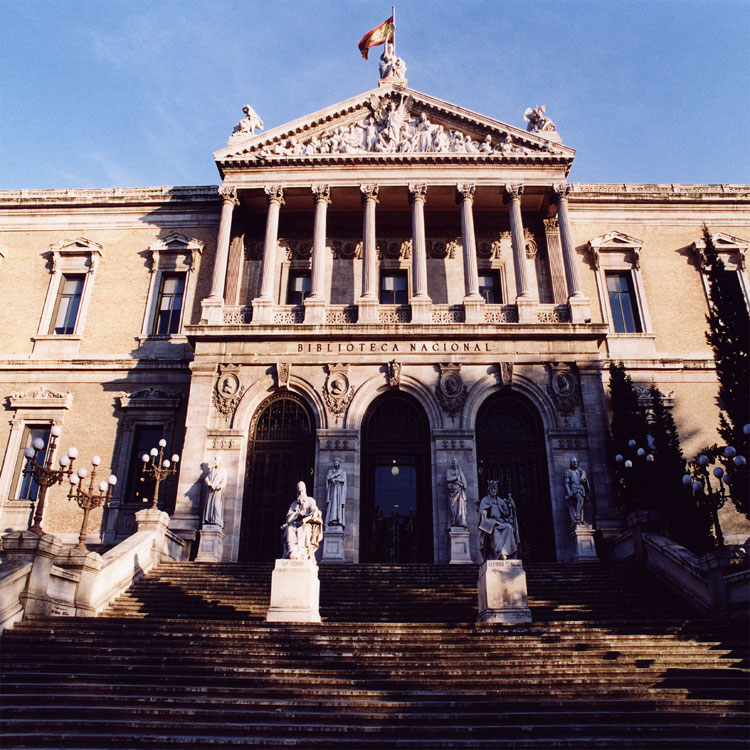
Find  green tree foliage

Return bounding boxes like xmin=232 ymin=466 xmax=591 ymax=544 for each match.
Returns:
xmin=701 ymin=226 xmax=749 ymax=516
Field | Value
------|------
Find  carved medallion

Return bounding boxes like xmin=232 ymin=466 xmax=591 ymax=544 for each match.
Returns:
xmin=323 ymin=364 xmax=354 ymax=422
xmin=331 ymin=240 xmax=362 ymax=260
xmin=436 ymin=364 xmax=467 ymax=418
xmin=213 ymin=364 xmax=245 ymax=419
xmin=546 ymin=363 xmax=580 ymax=417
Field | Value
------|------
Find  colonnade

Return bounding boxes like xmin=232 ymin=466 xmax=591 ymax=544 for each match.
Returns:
xmin=202 ymin=183 xmax=590 ymax=325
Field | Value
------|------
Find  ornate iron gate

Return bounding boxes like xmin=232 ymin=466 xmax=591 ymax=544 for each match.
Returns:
xmin=476 ymin=393 xmax=555 ymax=561
xmin=240 ymin=393 xmax=315 ymax=561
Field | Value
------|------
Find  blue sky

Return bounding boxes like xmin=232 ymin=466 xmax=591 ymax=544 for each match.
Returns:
xmin=1 ymin=0 xmax=748 ymax=189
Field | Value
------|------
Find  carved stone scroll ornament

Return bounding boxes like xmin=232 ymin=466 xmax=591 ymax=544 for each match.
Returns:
xmin=212 ymin=365 xmax=246 ymax=419
xmin=276 ymin=363 xmax=291 ymax=390
xmin=496 ymin=362 xmax=513 ymax=388
xmin=435 ymin=364 xmax=468 ymax=419
xmin=546 ymin=363 xmax=580 ymax=417
xmin=386 ymin=360 xmax=401 ymax=388
xmin=323 ymin=365 xmax=354 ymax=423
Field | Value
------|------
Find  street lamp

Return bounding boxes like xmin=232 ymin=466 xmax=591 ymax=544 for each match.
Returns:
xmin=22 ymin=425 xmax=78 ymax=534
xmin=140 ymin=438 xmax=180 ymax=510
xmin=614 ymin=438 xmax=654 ymax=508
xmin=67 ymin=456 xmax=117 ymax=551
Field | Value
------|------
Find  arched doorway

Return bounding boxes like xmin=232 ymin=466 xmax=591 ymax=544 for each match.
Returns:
xmin=239 ymin=393 xmax=315 ymax=561
xmin=475 ymin=392 xmax=555 ymax=561
xmin=360 ymin=392 xmax=433 ymax=563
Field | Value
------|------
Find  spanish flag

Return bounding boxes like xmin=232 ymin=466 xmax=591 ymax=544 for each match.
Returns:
xmin=358 ymin=16 xmax=394 ymax=60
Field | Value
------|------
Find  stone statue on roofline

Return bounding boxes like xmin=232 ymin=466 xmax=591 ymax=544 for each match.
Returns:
xmin=229 ymin=104 xmax=264 ymax=143
xmin=379 ymin=40 xmax=406 ymax=81
xmin=524 ymin=105 xmax=556 ymax=133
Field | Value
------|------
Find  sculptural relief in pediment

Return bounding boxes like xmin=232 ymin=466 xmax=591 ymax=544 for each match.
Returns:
xmin=226 ymin=91 xmax=564 ymax=161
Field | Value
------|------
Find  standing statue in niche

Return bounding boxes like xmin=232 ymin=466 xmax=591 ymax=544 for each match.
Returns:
xmin=325 ymin=458 xmax=347 ymax=527
xmin=445 ymin=458 xmax=468 ymax=527
xmin=203 ymin=456 xmax=228 ymax=527
xmin=281 ymin=481 xmax=323 ymax=561
xmin=564 ymin=456 xmax=590 ymax=525
xmin=477 ymin=480 xmax=520 ymax=561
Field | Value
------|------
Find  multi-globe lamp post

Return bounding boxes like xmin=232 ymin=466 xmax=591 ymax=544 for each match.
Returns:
xmin=682 ymin=424 xmax=749 ymax=548
xmin=140 ymin=439 xmax=180 ymax=510
xmin=614 ymin=439 xmax=654 ymax=508
xmin=67 ymin=456 xmax=117 ymax=551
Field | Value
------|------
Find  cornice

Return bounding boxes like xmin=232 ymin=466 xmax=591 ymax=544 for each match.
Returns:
xmin=569 ymin=183 xmax=750 ymax=202
xmin=0 ymin=186 xmax=220 ymax=208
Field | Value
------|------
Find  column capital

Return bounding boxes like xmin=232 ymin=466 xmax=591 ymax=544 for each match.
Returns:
xmin=543 ymin=217 xmax=560 ymax=232
xmin=456 ymin=184 xmax=476 ymax=204
xmin=311 ymin=184 xmax=331 ymax=204
xmin=553 ymin=183 xmax=572 ymax=200
xmin=264 ymin=185 xmax=285 ymax=206
xmin=360 ymin=184 xmax=379 ymax=204
xmin=218 ymin=185 xmax=239 ymax=207
xmin=503 ymin=184 xmax=524 ymax=202
xmin=408 ymin=183 xmax=428 ymax=203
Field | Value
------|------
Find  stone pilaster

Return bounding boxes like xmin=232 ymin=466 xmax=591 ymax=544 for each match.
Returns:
xmin=544 ymin=217 xmax=569 ymax=305
xmin=457 ymin=184 xmax=484 ymax=324
xmin=253 ymin=186 xmax=284 ymax=324
xmin=358 ymin=184 xmax=379 ymax=323
xmin=409 ymin=183 xmax=431 ymax=323
xmin=202 ymin=186 xmax=238 ymax=324
xmin=305 ymin=185 xmax=331 ymax=324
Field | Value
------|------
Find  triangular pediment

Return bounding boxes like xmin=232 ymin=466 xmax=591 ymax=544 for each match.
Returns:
xmin=587 ymin=231 xmax=644 ymax=250
xmin=214 ymin=85 xmax=574 ymax=168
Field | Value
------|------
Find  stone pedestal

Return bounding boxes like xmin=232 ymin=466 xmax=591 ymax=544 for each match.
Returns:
xmin=357 ymin=298 xmax=379 ymax=323
xmin=477 ymin=559 xmax=532 ymax=624
xmin=448 ymin=527 xmax=473 ymax=564
xmin=200 ymin=297 xmax=224 ymax=325
xmin=322 ymin=526 xmax=345 ymax=562
xmin=568 ymin=295 xmax=592 ymax=324
xmin=135 ymin=508 xmax=171 ymax=534
xmin=303 ymin=298 xmax=326 ymax=325
xmin=266 ymin=559 xmax=321 ymax=623
xmin=463 ymin=297 xmax=485 ymax=325
xmin=571 ymin=523 xmax=599 ymax=562
xmin=196 ymin=524 xmax=225 ymax=562
xmin=410 ymin=298 xmax=432 ymax=324
xmin=516 ymin=297 xmax=537 ymax=323
xmin=251 ymin=298 xmax=274 ymax=324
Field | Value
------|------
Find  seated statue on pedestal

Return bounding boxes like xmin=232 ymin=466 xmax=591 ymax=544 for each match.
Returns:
xmin=281 ymin=481 xmax=323 ymax=561
xmin=477 ymin=480 xmax=520 ymax=561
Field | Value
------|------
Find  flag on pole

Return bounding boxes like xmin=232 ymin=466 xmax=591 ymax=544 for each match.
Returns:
xmin=358 ymin=16 xmax=394 ymax=60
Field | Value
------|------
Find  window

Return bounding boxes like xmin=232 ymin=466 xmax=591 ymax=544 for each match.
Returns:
xmin=380 ymin=271 xmax=408 ymax=305
xmin=125 ymin=425 xmax=164 ymax=507
xmin=286 ymin=271 xmax=311 ymax=305
xmin=49 ymin=274 xmax=84 ymax=334
xmin=478 ymin=272 xmax=502 ymax=304
xmin=152 ymin=273 xmax=186 ymax=335
xmin=691 ymin=233 xmax=749 ymax=316
xmin=606 ymin=272 xmax=642 ymax=333
xmin=11 ymin=425 xmax=50 ymax=500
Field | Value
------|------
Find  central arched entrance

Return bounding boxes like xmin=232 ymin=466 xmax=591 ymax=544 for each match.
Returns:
xmin=475 ymin=391 xmax=555 ymax=561
xmin=239 ymin=393 xmax=315 ymax=561
xmin=360 ymin=392 xmax=433 ymax=563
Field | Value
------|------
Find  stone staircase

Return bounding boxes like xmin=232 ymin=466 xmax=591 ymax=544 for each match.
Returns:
xmin=1 ymin=562 xmax=747 ymax=748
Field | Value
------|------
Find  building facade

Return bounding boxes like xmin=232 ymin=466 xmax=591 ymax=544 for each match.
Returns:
xmin=1 ymin=75 xmax=748 ymax=564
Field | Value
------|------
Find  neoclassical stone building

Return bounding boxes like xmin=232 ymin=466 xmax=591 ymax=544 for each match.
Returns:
xmin=1 ymin=71 xmax=748 ymax=564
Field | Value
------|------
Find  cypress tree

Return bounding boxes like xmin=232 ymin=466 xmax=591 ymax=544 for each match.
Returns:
xmin=702 ymin=226 xmax=749 ymax=516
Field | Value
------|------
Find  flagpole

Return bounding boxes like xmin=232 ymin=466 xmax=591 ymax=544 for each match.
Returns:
xmin=392 ymin=5 xmax=396 ymax=57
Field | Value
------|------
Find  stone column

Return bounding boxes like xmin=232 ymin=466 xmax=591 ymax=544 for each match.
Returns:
xmin=252 ymin=185 xmax=284 ymax=324
xmin=358 ymin=184 xmax=379 ymax=323
xmin=504 ymin=184 xmax=536 ymax=322
xmin=554 ymin=183 xmax=591 ymax=323
xmin=202 ymin=186 xmax=238 ymax=324
xmin=305 ymin=185 xmax=331 ymax=324
xmin=457 ymin=184 xmax=484 ymax=323
xmin=409 ymin=183 xmax=431 ymax=323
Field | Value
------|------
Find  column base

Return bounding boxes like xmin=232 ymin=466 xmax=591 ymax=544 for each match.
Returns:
xmin=571 ymin=523 xmax=599 ymax=562
xmin=411 ymin=297 xmax=432 ymax=324
xmin=252 ymin=298 xmax=274 ymax=324
xmin=266 ymin=559 xmax=321 ymax=623
xmin=196 ymin=524 xmax=225 ymax=562
xmin=303 ymin=298 xmax=326 ymax=325
xmin=448 ymin=526 xmax=473 ymax=564
xmin=322 ymin=526 xmax=345 ymax=562
xmin=568 ymin=295 xmax=591 ymax=324
xmin=477 ymin=559 xmax=532 ymax=624
xmin=357 ymin=297 xmax=379 ymax=323
xmin=200 ymin=297 xmax=224 ymax=325
xmin=516 ymin=296 xmax=537 ymax=323
xmin=463 ymin=296 xmax=485 ymax=325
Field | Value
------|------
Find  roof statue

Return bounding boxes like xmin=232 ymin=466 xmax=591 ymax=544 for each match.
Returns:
xmin=227 ymin=104 xmax=264 ymax=145
xmin=524 ymin=105 xmax=556 ymax=134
